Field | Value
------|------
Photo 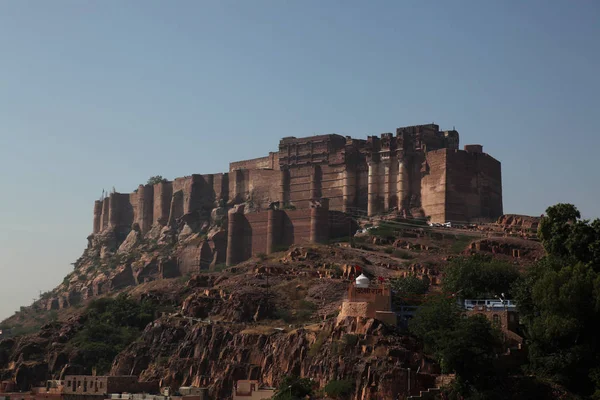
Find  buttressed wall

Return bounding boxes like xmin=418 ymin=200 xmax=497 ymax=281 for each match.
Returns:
xmin=93 ymin=123 xmax=502 ymax=237
xmin=93 ymin=173 xmax=229 ymax=234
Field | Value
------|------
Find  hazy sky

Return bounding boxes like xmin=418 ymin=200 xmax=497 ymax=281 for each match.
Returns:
xmin=0 ymin=1 xmax=598 ymax=320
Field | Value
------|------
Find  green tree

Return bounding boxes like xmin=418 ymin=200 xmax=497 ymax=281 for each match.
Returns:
xmin=442 ymin=254 xmax=519 ymax=298
xmin=410 ymin=296 xmax=501 ymax=397
xmin=272 ymin=375 xmax=314 ymax=400
xmin=69 ymin=294 xmax=157 ymax=374
xmin=436 ymin=315 xmax=501 ymax=381
xmin=390 ymin=274 xmax=430 ymax=307
xmin=409 ymin=296 xmax=462 ymax=354
xmin=146 ymin=175 xmax=168 ymax=185
xmin=514 ymin=203 xmax=600 ymax=397
xmin=515 ymin=259 xmax=600 ymax=395
xmin=538 ymin=203 xmax=600 ymax=266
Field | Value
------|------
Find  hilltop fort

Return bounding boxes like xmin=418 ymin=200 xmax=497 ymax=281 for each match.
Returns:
xmin=3 ymin=124 xmax=537 ymax=400
xmin=92 ymin=123 xmax=502 ymax=266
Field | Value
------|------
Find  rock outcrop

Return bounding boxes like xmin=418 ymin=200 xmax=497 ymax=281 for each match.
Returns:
xmin=111 ymin=316 xmax=437 ymax=400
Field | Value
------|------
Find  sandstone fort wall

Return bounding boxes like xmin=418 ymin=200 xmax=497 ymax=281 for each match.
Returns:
xmin=93 ymin=124 xmax=502 ymax=236
xmin=93 ymin=174 xmax=231 ymax=234
xmin=421 ymin=150 xmax=448 ymax=222
xmin=445 ymin=147 xmax=502 ymax=222
xmin=229 ymin=152 xmax=279 ymax=171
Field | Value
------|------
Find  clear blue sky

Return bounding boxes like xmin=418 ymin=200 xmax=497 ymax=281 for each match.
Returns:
xmin=0 ymin=1 xmax=598 ymax=320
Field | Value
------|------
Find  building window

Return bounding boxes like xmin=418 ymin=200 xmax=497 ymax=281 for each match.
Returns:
xmin=493 ymin=314 xmax=500 ymax=325
xmin=83 ymin=381 xmax=87 ymax=392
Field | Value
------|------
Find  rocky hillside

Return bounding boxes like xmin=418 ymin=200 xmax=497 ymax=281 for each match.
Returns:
xmin=0 ymin=211 xmax=545 ymax=399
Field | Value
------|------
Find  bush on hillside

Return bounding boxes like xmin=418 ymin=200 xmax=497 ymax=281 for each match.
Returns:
xmin=68 ymin=294 xmax=157 ymax=374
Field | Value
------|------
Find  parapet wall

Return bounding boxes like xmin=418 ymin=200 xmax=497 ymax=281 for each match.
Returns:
xmin=229 ymin=152 xmax=279 ymax=171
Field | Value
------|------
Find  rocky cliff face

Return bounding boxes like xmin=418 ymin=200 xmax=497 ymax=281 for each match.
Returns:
xmin=35 ymin=203 xmax=228 ymax=312
xmin=0 ymin=234 xmax=449 ymax=399
xmin=496 ymin=214 xmax=540 ymax=230
xmin=111 ymin=316 xmax=437 ymax=400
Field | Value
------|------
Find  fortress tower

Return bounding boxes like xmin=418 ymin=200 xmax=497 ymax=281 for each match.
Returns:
xmin=227 ymin=123 xmax=502 ymax=223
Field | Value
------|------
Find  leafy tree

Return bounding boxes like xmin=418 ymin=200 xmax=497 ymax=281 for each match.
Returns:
xmin=409 ymin=296 xmax=462 ymax=354
xmin=514 ymin=203 xmax=600 ymax=397
xmin=146 ymin=175 xmax=168 ymax=185
xmin=69 ymin=294 xmax=157 ymax=374
xmin=390 ymin=274 xmax=429 ymax=306
xmin=272 ymin=375 xmax=314 ymax=400
xmin=410 ymin=296 xmax=501 ymax=396
xmin=442 ymin=254 xmax=519 ymax=298
xmin=436 ymin=315 xmax=501 ymax=382
xmin=538 ymin=203 xmax=600 ymax=266
xmin=515 ymin=259 xmax=600 ymax=395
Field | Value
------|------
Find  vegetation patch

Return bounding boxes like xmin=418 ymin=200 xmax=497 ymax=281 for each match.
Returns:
xmin=66 ymin=294 xmax=158 ymax=374
xmin=450 ymin=234 xmax=474 ymax=254
xmin=324 ymin=379 xmax=353 ymax=399
xmin=442 ymin=254 xmax=519 ymax=298
xmin=393 ymin=249 xmax=413 ymax=259
xmin=309 ymin=327 xmax=332 ymax=357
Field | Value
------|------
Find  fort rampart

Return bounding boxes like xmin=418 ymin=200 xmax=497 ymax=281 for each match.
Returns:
xmin=91 ymin=123 xmax=502 ymax=267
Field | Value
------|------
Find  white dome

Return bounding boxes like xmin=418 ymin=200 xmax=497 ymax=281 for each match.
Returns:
xmin=355 ymin=273 xmax=370 ymax=288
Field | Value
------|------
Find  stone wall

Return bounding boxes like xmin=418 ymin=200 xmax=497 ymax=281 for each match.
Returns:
xmin=177 ymin=239 xmax=215 ymax=275
xmin=226 ymin=208 xmax=313 ymax=265
xmin=153 ymin=181 xmax=173 ymax=226
xmin=346 ymin=284 xmax=392 ymax=314
xmin=92 ymin=124 xmax=502 ymax=233
xmin=421 ymin=150 xmax=448 ymax=222
xmin=225 ymin=201 xmax=340 ymax=266
xmin=338 ymin=301 xmax=372 ymax=320
xmin=286 ymin=165 xmax=314 ymax=209
xmin=445 ymin=146 xmax=502 ymax=222
xmin=419 ymin=146 xmax=503 ymax=223
xmin=93 ymin=174 xmax=229 ymax=234
xmin=248 ymin=169 xmax=281 ymax=211
xmin=320 ymin=164 xmax=346 ymax=210
xmin=229 ymin=152 xmax=279 ymax=171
